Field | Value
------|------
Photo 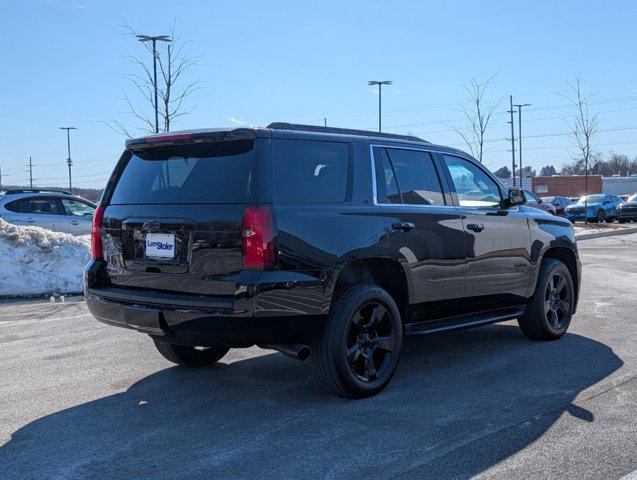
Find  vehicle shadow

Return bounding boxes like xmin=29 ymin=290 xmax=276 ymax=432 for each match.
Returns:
xmin=0 ymin=324 xmax=622 ymax=480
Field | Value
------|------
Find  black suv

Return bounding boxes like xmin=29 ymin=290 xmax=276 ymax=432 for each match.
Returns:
xmin=85 ymin=123 xmax=581 ymax=398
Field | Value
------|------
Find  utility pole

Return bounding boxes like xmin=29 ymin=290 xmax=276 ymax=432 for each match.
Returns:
xmin=324 ymin=118 xmax=327 ymax=127
xmin=508 ymin=95 xmax=517 ymax=187
xmin=513 ymin=103 xmax=531 ymax=188
xmin=28 ymin=156 xmax=34 ymax=188
xmin=59 ymin=127 xmax=77 ymax=191
xmin=136 ymin=34 xmax=172 ymax=133
xmin=368 ymin=80 xmax=393 ymax=132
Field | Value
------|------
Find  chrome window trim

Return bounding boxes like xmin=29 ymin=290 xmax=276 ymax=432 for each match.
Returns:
xmin=369 ymin=143 xmax=456 ymax=209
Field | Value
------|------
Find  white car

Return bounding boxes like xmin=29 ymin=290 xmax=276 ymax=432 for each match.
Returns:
xmin=0 ymin=189 xmax=96 ymax=235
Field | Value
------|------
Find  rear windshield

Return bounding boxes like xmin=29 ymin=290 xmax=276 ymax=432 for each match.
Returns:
xmin=109 ymin=140 xmax=254 ymax=204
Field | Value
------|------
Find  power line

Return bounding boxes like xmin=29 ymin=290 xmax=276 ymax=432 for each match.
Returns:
xmin=383 ymin=95 xmax=637 ymax=132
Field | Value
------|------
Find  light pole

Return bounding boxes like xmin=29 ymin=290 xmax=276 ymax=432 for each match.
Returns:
xmin=59 ymin=127 xmax=77 ymax=191
xmin=136 ymin=34 xmax=172 ymax=133
xmin=508 ymin=96 xmax=517 ymax=187
xmin=368 ymin=80 xmax=393 ymax=132
xmin=513 ymin=103 xmax=531 ymax=188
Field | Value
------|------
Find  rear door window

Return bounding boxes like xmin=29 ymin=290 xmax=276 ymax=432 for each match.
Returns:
xmin=271 ymin=139 xmax=349 ymax=203
xmin=15 ymin=197 xmax=65 ymax=215
xmin=110 ymin=139 xmax=255 ymax=204
xmin=374 ymin=147 xmax=445 ymax=205
xmin=373 ymin=147 xmax=401 ymax=204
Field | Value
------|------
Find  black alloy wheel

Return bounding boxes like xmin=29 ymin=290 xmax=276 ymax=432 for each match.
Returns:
xmin=518 ymin=258 xmax=574 ymax=341
xmin=310 ymin=284 xmax=403 ymax=398
xmin=544 ymin=272 xmax=571 ymax=334
xmin=346 ymin=302 xmax=395 ymax=382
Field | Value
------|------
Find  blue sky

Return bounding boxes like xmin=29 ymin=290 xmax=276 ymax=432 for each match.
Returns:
xmin=2 ymin=0 xmax=637 ymax=188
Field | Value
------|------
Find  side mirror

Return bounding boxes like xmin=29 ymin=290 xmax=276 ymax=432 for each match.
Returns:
xmin=537 ymin=198 xmax=543 ymax=204
xmin=508 ymin=188 xmax=524 ymax=206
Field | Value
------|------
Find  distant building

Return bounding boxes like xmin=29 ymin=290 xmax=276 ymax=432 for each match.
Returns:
xmin=530 ymin=175 xmax=637 ymax=197
xmin=499 ymin=177 xmax=533 ymax=191
xmin=531 ymin=176 xmax=602 ymax=197
xmin=601 ymin=176 xmax=637 ymax=196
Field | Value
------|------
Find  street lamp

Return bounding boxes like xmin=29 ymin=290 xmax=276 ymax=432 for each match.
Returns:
xmin=513 ymin=103 xmax=531 ymax=188
xmin=136 ymin=34 xmax=172 ymax=133
xmin=368 ymin=80 xmax=393 ymax=132
xmin=59 ymin=127 xmax=77 ymax=191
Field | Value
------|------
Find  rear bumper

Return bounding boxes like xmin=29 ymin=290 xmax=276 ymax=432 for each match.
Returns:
xmin=84 ymin=260 xmax=328 ymax=347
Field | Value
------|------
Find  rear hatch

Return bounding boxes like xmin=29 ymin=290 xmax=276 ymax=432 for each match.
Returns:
xmin=101 ymin=133 xmax=263 ymax=298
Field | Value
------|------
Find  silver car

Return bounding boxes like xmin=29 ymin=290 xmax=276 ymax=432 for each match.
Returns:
xmin=0 ymin=189 xmax=96 ymax=235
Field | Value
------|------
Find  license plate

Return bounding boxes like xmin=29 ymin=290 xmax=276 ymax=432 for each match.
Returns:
xmin=145 ymin=233 xmax=175 ymax=259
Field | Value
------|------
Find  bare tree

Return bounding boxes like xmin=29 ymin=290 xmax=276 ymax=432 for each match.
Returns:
xmin=561 ymin=77 xmax=598 ymax=222
xmin=108 ymin=20 xmax=204 ymax=136
xmin=562 ymin=78 xmax=598 ymax=172
xmin=451 ymin=74 xmax=500 ymax=163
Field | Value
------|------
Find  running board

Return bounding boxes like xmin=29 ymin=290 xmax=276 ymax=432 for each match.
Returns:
xmin=404 ymin=307 xmax=526 ymax=336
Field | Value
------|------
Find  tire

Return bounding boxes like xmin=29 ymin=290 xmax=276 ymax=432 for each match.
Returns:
xmin=618 ymin=219 xmax=625 ymax=224
xmin=152 ymin=338 xmax=229 ymax=367
xmin=310 ymin=284 xmax=403 ymax=398
xmin=518 ymin=259 xmax=575 ymax=341
xmin=597 ymin=209 xmax=606 ymax=223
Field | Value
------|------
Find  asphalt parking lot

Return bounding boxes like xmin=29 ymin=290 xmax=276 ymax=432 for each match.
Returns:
xmin=0 ymin=234 xmax=635 ymax=479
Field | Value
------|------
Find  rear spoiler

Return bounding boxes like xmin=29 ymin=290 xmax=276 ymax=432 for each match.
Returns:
xmin=125 ymin=128 xmax=258 ymax=150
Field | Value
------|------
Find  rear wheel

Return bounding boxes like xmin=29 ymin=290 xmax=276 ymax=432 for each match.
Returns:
xmin=152 ymin=338 xmax=229 ymax=367
xmin=518 ymin=259 xmax=574 ymax=341
xmin=310 ymin=284 xmax=402 ymax=398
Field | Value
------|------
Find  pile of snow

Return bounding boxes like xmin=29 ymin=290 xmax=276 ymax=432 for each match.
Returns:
xmin=0 ymin=218 xmax=91 ymax=297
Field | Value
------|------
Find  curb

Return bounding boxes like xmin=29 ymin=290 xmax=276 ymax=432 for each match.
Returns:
xmin=576 ymin=226 xmax=637 ymax=241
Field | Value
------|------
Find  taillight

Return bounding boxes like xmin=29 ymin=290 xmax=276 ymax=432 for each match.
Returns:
xmin=242 ymin=206 xmax=277 ymax=270
xmin=91 ymin=205 xmax=105 ymax=260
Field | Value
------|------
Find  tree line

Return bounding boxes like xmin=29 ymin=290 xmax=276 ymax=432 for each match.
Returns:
xmin=494 ymin=152 xmax=637 ymax=179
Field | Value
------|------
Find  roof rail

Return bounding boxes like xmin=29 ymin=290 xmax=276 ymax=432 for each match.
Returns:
xmin=3 ymin=188 xmax=73 ymax=195
xmin=267 ymin=122 xmax=428 ymax=143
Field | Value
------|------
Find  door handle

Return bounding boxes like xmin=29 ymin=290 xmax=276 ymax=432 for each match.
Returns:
xmin=70 ymin=220 xmax=79 ymax=225
xmin=467 ymin=223 xmax=485 ymax=232
xmin=26 ymin=217 xmax=36 ymax=223
xmin=391 ymin=222 xmax=416 ymax=232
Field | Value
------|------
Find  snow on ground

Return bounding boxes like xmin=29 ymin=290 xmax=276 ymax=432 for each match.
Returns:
xmin=0 ymin=218 xmax=90 ymax=297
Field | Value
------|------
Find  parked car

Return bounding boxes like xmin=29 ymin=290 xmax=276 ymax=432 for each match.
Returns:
xmin=522 ymin=189 xmax=556 ymax=215
xmin=617 ymin=193 xmax=637 ymax=223
xmin=541 ymin=196 xmax=572 ymax=215
xmin=85 ymin=123 xmax=581 ymax=398
xmin=0 ymin=189 xmax=96 ymax=234
xmin=563 ymin=194 xmax=623 ymax=223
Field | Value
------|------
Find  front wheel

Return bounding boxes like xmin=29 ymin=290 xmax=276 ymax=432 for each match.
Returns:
xmin=310 ymin=284 xmax=403 ymax=398
xmin=152 ymin=338 xmax=229 ymax=367
xmin=518 ymin=259 xmax=574 ymax=341
xmin=597 ymin=209 xmax=606 ymax=223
